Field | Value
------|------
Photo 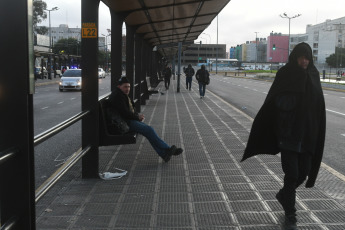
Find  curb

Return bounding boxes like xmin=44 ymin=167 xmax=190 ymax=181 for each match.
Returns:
xmin=35 ymin=80 xmax=60 ymax=87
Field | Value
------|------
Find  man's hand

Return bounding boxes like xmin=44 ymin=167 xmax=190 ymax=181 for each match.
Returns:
xmin=139 ymin=114 xmax=145 ymax=122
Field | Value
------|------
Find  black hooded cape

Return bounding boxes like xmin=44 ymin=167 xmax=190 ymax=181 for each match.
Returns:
xmin=241 ymin=42 xmax=326 ymax=188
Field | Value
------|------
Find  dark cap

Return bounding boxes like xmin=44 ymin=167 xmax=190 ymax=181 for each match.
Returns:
xmin=118 ymin=76 xmax=130 ymax=85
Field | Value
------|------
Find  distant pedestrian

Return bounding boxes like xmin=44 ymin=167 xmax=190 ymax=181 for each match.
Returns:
xmin=195 ymin=65 xmax=210 ymax=98
xmin=163 ymin=65 xmax=172 ymax=90
xmin=241 ymin=42 xmax=326 ymax=230
xmin=184 ymin=64 xmax=195 ymax=91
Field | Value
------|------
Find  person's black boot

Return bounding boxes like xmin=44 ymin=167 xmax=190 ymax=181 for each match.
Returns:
xmin=173 ymin=148 xmax=183 ymax=156
xmin=163 ymin=145 xmax=177 ymax=162
xmin=284 ymin=214 xmax=297 ymax=230
xmin=276 ymin=190 xmax=285 ymax=208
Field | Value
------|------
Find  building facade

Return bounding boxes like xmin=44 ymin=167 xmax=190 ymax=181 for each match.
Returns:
xmin=267 ymin=32 xmax=289 ymax=63
xmin=182 ymin=43 xmax=226 ymax=65
xmin=304 ymin=16 xmax=345 ymax=65
xmin=244 ymin=38 xmax=267 ymax=63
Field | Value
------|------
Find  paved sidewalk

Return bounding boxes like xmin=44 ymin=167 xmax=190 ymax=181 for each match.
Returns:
xmin=36 ymin=77 xmax=345 ymax=229
xmin=35 ymin=77 xmax=60 ymax=87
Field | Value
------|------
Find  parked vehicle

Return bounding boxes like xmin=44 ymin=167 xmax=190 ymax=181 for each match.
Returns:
xmin=59 ymin=69 xmax=82 ymax=91
xmin=34 ymin=67 xmax=41 ymax=80
xmin=98 ymin=68 xmax=105 ymax=78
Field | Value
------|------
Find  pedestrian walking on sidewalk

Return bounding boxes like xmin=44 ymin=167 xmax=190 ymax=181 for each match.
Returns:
xmin=195 ymin=64 xmax=210 ymax=98
xmin=184 ymin=64 xmax=195 ymax=90
xmin=241 ymin=42 xmax=326 ymax=230
xmin=163 ymin=65 xmax=172 ymax=90
xmin=109 ymin=77 xmax=183 ymax=162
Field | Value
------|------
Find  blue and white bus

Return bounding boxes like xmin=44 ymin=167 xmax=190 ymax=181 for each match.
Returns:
xmin=204 ymin=58 xmax=240 ymax=71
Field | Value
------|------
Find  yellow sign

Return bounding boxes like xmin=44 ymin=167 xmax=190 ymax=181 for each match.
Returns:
xmin=82 ymin=23 xmax=97 ymax=38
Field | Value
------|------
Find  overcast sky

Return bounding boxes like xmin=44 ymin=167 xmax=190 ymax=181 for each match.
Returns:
xmin=39 ymin=0 xmax=345 ymax=50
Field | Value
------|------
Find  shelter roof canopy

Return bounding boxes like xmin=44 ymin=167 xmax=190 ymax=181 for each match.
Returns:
xmin=102 ymin=0 xmax=230 ymax=58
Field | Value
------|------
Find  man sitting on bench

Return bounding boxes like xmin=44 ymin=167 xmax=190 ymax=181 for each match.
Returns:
xmin=109 ymin=76 xmax=183 ymax=162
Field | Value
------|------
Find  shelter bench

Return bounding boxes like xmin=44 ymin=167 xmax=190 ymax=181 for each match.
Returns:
xmin=98 ymin=98 xmax=136 ymax=146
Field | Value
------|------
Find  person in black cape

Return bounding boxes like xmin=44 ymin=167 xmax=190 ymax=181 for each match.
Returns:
xmin=241 ymin=42 xmax=326 ymax=230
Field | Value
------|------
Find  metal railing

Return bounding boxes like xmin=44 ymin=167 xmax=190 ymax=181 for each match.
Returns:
xmin=1 ymin=79 xmax=153 ymax=229
xmin=0 ymin=147 xmax=19 ymax=166
xmin=35 ymin=145 xmax=91 ymax=202
xmin=0 ymin=109 xmax=90 ymax=228
xmin=0 ymin=216 xmax=19 ymax=230
xmin=34 ymin=110 xmax=90 ymax=146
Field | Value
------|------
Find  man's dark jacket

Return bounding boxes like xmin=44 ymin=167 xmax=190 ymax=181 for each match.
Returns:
xmin=195 ymin=66 xmax=210 ymax=84
xmin=184 ymin=66 xmax=195 ymax=78
xmin=241 ymin=42 xmax=326 ymax=188
xmin=109 ymin=87 xmax=140 ymax=122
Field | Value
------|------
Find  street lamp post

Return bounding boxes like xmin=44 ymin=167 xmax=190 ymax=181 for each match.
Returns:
xmin=254 ymin=32 xmax=259 ymax=70
xmin=216 ymin=15 xmax=218 ymax=74
xmin=102 ymin=32 xmax=111 ymax=72
xmin=45 ymin=7 xmax=59 ymax=79
xmin=202 ymin=33 xmax=211 ymax=71
xmin=280 ymin=12 xmax=301 ymax=59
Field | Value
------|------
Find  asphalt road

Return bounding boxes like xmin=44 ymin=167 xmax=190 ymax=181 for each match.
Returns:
xmin=34 ymin=76 xmax=111 ymax=188
xmin=34 ymin=74 xmax=345 ymax=189
xmin=207 ymin=74 xmax=345 ymax=176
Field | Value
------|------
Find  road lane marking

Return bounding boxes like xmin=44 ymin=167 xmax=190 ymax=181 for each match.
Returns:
xmin=57 ymin=101 xmax=64 ymax=104
xmin=341 ymin=97 xmax=345 ymax=99
xmin=341 ymin=134 xmax=345 ymax=137
xmin=321 ymin=162 xmax=345 ymax=183
xmin=326 ymin=109 xmax=345 ymax=116
xmin=70 ymin=97 xmax=76 ymax=100
xmin=41 ymin=107 xmax=49 ymax=110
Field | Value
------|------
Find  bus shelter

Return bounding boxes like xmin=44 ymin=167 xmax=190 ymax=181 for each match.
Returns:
xmin=0 ymin=0 xmax=230 ymax=228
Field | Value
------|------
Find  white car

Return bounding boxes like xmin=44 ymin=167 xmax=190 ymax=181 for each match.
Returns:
xmin=98 ymin=68 xmax=105 ymax=78
xmin=59 ymin=69 xmax=82 ymax=91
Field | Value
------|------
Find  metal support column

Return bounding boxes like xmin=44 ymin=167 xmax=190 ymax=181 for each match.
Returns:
xmin=81 ymin=0 xmax=100 ymax=178
xmin=110 ymin=11 xmax=126 ymax=91
xmin=143 ymin=43 xmax=150 ymax=100
xmin=177 ymin=42 xmax=182 ymax=93
xmin=0 ymin=0 xmax=36 ymax=228
xmin=135 ymin=34 xmax=143 ymax=109
xmin=126 ymin=25 xmax=135 ymax=101
xmin=151 ymin=51 xmax=158 ymax=86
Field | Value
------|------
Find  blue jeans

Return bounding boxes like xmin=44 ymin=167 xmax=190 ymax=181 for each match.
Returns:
xmin=128 ymin=120 xmax=170 ymax=158
xmin=186 ymin=77 xmax=192 ymax=89
xmin=199 ymin=82 xmax=206 ymax=96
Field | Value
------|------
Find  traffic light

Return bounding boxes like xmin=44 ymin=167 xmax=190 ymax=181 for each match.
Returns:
xmin=272 ymin=44 xmax=276 ymax=50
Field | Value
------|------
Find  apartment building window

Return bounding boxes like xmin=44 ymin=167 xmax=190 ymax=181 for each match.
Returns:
xmin=313 ymin=31 xmax=319 ymax=41
xmin=313 ymin=43 xmax=318 ymax=48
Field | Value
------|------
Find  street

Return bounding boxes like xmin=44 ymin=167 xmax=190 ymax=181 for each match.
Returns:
xmin=33 ymin=74 xmax=345 ymax=189
xmin=33 ymin=77 xmax=111 ymax=188
xmin=207 ymin=75 xmax=345 ymax=176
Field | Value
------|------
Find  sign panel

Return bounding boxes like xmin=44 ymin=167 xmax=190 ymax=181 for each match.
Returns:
xmin=36 ymin=34 xmax=50 ymax=46
xmin=82 ymin=22 xmax=97 ymax=38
